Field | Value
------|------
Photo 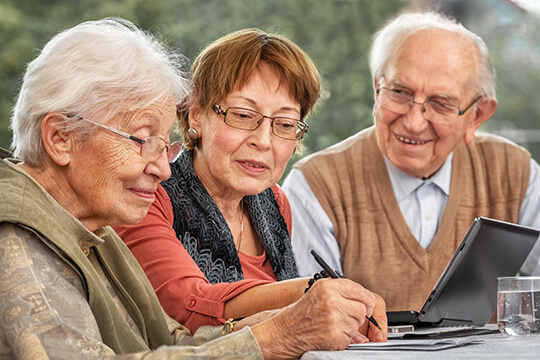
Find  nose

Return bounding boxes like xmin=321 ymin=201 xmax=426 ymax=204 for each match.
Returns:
xmin=403 ymin=101 xmax=429 ymax=132
xmin=249 ymin=117 xmax=273 ymax=150
xmin=146 ymin=151 xmax=172 ymax=181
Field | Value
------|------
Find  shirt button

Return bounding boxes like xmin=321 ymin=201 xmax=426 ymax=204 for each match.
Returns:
xmin=83 ymin=248 xmax=90 ymax=256
xmin=426 ymin=214 xmax=432 ymax=221
xmin=188 ymin=299 xmax=196 ymax=308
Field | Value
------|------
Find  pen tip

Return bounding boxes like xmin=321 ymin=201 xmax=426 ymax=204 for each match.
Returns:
xmin=367 ymin=315 xmax=382 ymax=331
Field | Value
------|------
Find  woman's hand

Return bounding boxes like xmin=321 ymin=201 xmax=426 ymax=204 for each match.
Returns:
xmin=249 ymin=279 xmax=387 ymax=359
xmin=358 ymin=292 xmax=387 ymax=343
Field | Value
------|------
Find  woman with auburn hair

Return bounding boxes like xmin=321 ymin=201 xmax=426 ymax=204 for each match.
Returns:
xmin=115 ymin=28 xmax=387 ymax=342
xmin=1 ymin=19 xmax=383 ymax=359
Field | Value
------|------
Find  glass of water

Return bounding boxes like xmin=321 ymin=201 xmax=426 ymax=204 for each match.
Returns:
xmin=497 ymin=276 xmax=540 ymax=336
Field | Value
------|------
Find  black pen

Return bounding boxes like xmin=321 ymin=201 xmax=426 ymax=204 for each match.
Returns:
xmin=310 ymin=249 xmax=382 ymax=331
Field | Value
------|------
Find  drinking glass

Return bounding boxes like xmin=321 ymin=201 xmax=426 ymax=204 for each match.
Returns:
xmin=497 ymin=276 xmax=540 ymax=335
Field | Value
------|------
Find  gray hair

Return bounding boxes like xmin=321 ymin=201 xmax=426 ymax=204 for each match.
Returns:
xmin=11 ymin=17 xmax=189 ymax=166
xmin=369 ymin=11 xmax=495 ymax=99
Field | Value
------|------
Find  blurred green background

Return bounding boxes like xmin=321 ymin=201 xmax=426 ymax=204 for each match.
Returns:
xmin=1 ymin=0 xmax=539 ymax=180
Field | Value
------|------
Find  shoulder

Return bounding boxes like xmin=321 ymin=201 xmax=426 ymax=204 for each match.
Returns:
xmin=472 ymin=132 xmax=531 ymax=156
xmin=0 ymin=160 xmax=29 ymax=212
xmin=270 ymin=184 xmax=290 ymax=211
xmin=465 ymin=133 xmax=532 ymax=166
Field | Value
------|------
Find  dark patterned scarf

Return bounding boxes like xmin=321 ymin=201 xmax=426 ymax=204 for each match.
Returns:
xmin=161 ymin=150 xmax=298 ymax=283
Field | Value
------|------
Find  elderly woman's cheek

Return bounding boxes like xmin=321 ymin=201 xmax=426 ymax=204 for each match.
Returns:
xmin=92 ymin=144 xmax=143 ymax=189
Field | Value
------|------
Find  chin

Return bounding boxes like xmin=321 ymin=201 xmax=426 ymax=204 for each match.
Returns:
xmin=245 ymin=184 xmax=272 ymax=196
xmin=121 ymin=208 xmax=150 ymax=225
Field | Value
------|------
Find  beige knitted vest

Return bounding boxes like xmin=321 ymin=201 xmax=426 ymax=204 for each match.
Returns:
xmin=295 ymin=126 xmax=531 ymax=311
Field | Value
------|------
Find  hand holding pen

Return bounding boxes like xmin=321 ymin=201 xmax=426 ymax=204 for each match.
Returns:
xmin=310 ymin=249 xmax=383 ymax=331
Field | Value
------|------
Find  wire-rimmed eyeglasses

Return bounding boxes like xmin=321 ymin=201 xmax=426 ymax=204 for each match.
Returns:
xmin=212 ymin=104 xmax=309 ymax=140
xmin=377 ymin=87 xmax=481 ymax=124
xmin=68 ymin=115 xmax=182 ymax=162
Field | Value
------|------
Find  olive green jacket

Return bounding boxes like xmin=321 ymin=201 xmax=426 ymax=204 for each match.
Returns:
xmin=0 ymin=159 xmax=175 ymax=353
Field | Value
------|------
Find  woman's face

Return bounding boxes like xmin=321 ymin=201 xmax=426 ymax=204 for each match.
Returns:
xmin=67 ymin=96 xmax=176 ymax=230
xmin=191 ymin=62 xmax=300 ymax=200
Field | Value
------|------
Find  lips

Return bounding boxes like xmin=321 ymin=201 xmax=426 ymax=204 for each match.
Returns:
xmin=238 ymin=160 xmax=269 ymax=173
xmin=394 ymin=133 xmax=430 ymax=145
xmin=242 ymin=161 xmax=266 ymax=169
xmin=129 ymin=187 xmax=157 ymax=199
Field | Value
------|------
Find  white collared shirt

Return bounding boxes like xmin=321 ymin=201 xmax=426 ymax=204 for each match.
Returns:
xmin=384 ymin=153 xmax=452 ymax=249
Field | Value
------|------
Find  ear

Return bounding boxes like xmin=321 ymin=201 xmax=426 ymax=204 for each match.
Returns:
xmin=373 ymin=77 xmax=381 ymax=96
xmin=373 ymin=78 xmax=382 ymax=119
xmin=41 ymin=113 xmax=72 ymax=166
xmin=464 ymin=97 xmax=498 ymax=144
xmin=188 ymin=104 xmax=202 ymax=132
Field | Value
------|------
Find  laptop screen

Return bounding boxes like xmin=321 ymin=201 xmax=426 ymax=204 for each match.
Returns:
xmin=388 ymin=217 xmax=539 ymax=327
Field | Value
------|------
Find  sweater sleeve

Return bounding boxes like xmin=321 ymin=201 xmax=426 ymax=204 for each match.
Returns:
xmin=113 ymin=185 xmax=273 ymax=334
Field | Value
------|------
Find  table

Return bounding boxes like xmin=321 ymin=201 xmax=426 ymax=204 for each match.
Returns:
xmin=300 ymin=331 xmax=540 ymax=359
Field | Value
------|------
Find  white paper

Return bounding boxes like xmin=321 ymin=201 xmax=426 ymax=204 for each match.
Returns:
xmin=347 ymin=338 xmax=483 ymax=351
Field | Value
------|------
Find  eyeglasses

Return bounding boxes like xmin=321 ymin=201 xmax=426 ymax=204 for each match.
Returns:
xmin=69 ymin=115 xmax=182 ymax=162
xmin=376 ymin=87 xmax=482 ymax=124
xmin=212 ymin=104 xmax=309 ymax=140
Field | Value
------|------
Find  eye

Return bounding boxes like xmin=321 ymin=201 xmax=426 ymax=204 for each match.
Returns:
xmin=387 ymin=88 xmax=411 ymax=103
xmin=229 ymin=108 xmax=257 ymax=121
xmin=428 ymin=100 xmax=457 ymax=115
xmin=274 ymin=118 xmax=297 ymax=131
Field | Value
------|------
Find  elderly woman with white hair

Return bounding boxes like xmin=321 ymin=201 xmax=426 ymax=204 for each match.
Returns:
xmin=0 ymin=17 xmax=382 ymax=359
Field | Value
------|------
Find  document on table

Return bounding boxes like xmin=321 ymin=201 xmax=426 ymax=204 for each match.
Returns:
xmin=348 ymin=338 xmax=483 ymax=351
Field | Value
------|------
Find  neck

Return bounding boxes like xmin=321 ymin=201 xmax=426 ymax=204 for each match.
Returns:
xmin=18 ymin=162 xmax=101 ymax=232
xmin=192 ymin=151 xmax=245 ymax=216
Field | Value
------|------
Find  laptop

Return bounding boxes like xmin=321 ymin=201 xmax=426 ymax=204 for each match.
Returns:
xmin=387 ymin=216 xmax=539 ymax=327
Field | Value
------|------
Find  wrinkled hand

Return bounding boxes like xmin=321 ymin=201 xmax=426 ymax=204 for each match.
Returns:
xmin=251 ymin=279 xmax=386 ymax=359
xmin=358 ymin=292 xmax=387 ymax=343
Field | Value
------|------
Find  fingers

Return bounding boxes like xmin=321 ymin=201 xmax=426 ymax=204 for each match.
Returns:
xmin=251 ymin=278 xmax=387 ymax=358
xmin=351 ymin=333 xmax=370 ymax=344
xmin=311 ymin=278 xmax=376 ymax=317
xmin=312 ymin=280 xmax=387 ymax=343
xmin=331 ymin=279 xmax=377 ymax=316
xmin=307 ymin=279 xmax=377 ymax=337
xmin=366 ymin=293 xmax=388 ymax=342
xmin=356 ymin=292 xmax=387 ymax=342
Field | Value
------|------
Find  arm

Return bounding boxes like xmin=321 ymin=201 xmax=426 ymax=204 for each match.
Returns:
xmin=245 ymin=279 xmax=387 ymax=359
xmin=0 ymin=222 xmax=263 ymax=359
xmin=518 ymin=158 xmax=540 ymax=275
xmin=114 ymin=185 xmax=309 ymax=332
xmin=223 ymin=277 xmax=308 ymax=319
xmin=282 ymin=168 xmax=343 ymax=276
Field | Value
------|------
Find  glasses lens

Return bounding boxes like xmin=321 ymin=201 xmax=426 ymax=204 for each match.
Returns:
xmin=225 ymin=108 xmax=260 ymax=130
xmin=167 ymin=141 xmax=183 ymax=162
xmin=380 ymin=88 xmax=459 ymax=124
xmin=141 ymin=137 xmax=168 ymax=160
xmin=273 ymin=118 xmax=301 ymax=140
xmin=379 ymin=89 xmax=410 ymax=114
xmin=424 ymin=101 xmax=458 ymax=124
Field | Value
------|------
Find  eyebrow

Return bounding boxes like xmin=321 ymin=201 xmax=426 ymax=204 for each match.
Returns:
xmin=387 ymin=81 xmax=460 ymax=103
xmin=229 ymin=95 xmax=301 ymax=115
xmin=127 ymin=114 xmax=176 ymax=138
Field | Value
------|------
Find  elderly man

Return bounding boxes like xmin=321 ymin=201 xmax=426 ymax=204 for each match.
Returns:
xmin=283 ymin=11 xmax=540 ymax=312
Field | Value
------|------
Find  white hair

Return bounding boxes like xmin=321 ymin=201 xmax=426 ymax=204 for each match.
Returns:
xmin=369 ymin=11 xmax=495 ymax=99
xmin=11 ymin=17 xmax=190 ymax=166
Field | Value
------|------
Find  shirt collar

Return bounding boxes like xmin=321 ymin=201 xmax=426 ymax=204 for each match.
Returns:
xmin=384 ymin=153 xmax=453 ymax=202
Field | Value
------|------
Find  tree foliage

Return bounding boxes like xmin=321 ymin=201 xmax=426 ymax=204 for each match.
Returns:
xmin=1 ymin=0 xmax=539 ymax=177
